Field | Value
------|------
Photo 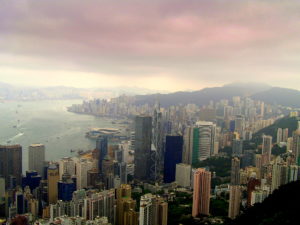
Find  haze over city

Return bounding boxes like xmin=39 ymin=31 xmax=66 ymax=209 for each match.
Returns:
xmin=1 ymin=0 xmax=300 ymax=91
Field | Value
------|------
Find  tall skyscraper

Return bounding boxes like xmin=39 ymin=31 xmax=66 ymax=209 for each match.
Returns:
xmin=58 ymin=157 xmax=76 ymax=179
xmin=28 ymin=144 xmax=45 ymax=177
xmin=229 ymin=149 xmax=242 ymax=219
xmin=192 ymin=168 xmax=211 ymax=217
xmin=134 ymin=116 xmax=152 ymax=181
xmin=47 ymin=164 xmax=59 ymax=204
xmin=230 ymin=157 xmax=240 ymax=185
xmin=96 ymin=136 xmax=108 ymax=172
xmin=0 ymin=145 xmax=22 ymax=186
xmin=262 ymin=135 xmax=272 ymax=165
xmin=58 ymin=172 xmax=76 ymax=201
xmin=163 ymin=135 xmax=183 ymax=183
xmin=183 ymin=122 xmax=216 ymax=165
xmin=76 ymin=159 xmax=96 ymax=189
xmin=282 ymin=128 xmax=289 ymax=142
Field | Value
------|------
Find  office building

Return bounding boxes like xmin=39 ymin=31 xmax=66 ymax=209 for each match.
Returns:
xmin=183 ymin=122 xmax=216 ymax=165
xmin=58 ymin=172 xmax=76 ymax=201
xmin=175 ymin=163 xmax=191 ymax=188
xmin=0 ymin=145 xmax=22 ymax=186
xmin=59 ymin=157 xmax=76 ymax=179
xmin=163 ymin=135 xmax=183 ymax=183
xmin=96 ymin=136 xmax=108 ymax=173
xmin=28 ymin=144 xmax=45 ymax=177
xmin=192 ymin=168 xmax=211 ymax=217
xmin=22 ymin=170 xmax=41 ymax=192
xmin=48 ymin=164 xmax=59 ymax=204
xmin=134 ymin=116 xmax=152 ymax=181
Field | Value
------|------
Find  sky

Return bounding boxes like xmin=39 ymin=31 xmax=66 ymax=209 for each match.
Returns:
xmin=1 ymin=0 xmax=300 ymax=92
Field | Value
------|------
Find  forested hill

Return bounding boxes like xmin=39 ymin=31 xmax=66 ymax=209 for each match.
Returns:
xmin=252 ymin=116 xmax=299 ymax=144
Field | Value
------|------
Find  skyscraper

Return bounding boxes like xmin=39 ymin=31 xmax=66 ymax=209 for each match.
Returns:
xmin=276 ymin=128 xmax=283 ymax=143
xmin=139 ymin=193 xmax=168 ymax=225
xmin=96 ymin=136 xmax=108 ymax=172
xmin=228 ymin=185 xmax=241 ymax=219
xmin=134 ymin=116 xmax=152 ymax=181
xmin=0 ymin=145 xmax=22 ymax=186
xmin=28 ymin=144 xmax=45 ymax=177
xmin=183 ymin=122 xmax=216 ymax=165
xmin=175 ymin=163 xmax=191 ymax=188
xmin=292 ymin=130 xmax=300 ymax=165
xmin=48 ymin=164 xmax=59 ymax=204
xmin=163 ymin=135 xmax=183 ymax=183
xmin=229 ymin=155 xmax=241 ymax=219
xmin=58 ymin=172 xmax=76 ymax=201
xmin=230 ymin=157 xmax=240 ymax=185
xmin=262 ymin=135 xmax=272 ymax=165
xmin=192 ymin=168 xmax=211 ymax=217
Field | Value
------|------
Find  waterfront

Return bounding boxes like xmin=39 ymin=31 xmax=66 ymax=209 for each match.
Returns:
xmin=0 ymin=99 xmax=122 ymax=173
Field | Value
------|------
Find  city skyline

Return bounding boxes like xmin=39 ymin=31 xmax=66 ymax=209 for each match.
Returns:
xmin=1 ymin=0 xmax=300 ymax=91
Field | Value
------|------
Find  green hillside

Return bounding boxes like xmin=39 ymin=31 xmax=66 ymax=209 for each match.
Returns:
xmin=252 ymin=116 xmax=299 ymax=144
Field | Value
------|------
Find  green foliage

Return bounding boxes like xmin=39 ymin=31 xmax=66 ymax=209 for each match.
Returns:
xmin=193 ymin=157 xmax=231 ymax=177
xmin=252 ymin=116 xmax=298 ymax=144
xmin=272 ymin=144 xmax=286 ymax=156
xmin=210 ymin=198 xmax=228 ymax=217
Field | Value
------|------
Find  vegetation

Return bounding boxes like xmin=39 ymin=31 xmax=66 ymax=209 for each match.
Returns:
xmin=210 ymin=197 xmax=228 ymax=217
xmin=193 ymin=156 xmax=231 ymax=177
xmin=252 ymin=116 xmax=298 ymax=144
xmin=272 ymin=144 xmax=287 ymax=156
xmin=226 ymin=181 xmax=300 ymax=225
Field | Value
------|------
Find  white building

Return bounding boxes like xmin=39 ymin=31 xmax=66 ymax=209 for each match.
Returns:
xmin=175 ymin=163 xmax=191 ymax=188
xmin=28 ymin=143 xmax=45 ymax=176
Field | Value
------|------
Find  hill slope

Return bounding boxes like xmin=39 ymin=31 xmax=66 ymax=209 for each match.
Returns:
xmin=252 ymin=116 xmax=299 ymax=144
xmin=134 ymin=83 xmax=271 ymax=107
xmin=251 ymin=87 xmax=300 ymax=108
xmin=228 ymin=181 xmax=300 ymax=225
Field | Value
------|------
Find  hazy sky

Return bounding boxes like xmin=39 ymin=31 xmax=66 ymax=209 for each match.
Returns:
xmin=1 ymin=0 xmax=300 ymax=91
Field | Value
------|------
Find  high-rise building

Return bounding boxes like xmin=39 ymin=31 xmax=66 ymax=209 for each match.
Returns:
xmin=48 ymin=164 xmax=59 ymax=204
xmin=139 ymin=194 xmax=168 ymax=225
xmin=192 ymin=168 xmax=211 ymax=217
xmin=230 ymin=157 xmax=240 ymax=185
xmin=292 ymin=130 xmax=300 ymax=165
xmin=183 ymin=122 xmax=216 ymax=165
xmin=59 ymin=157 xmax=76 ymax=179
xmin=282 ymin=128 xmax=289 ymax=142
xmin=276 ymin=128 xmax=283 ymax=143
xmin=175 ymin=163 xmax=191 ymax=188
xmin=228 ymin=185 xmax=241 ymax=219
xmin=247 ymin=178 xmax=261 ymax=207
xmin=22 ymin=170 xmax=41 ymax=192
xmin=262 ymin=135 xmax=272 ymax=165
xmin=96 ymin=136 xmax=108 ymax=173
xmin=116 ymin=184 xmax=138 ymax=225
xmin=163 ymin=135 xmax=183 ymax=183
xmin=58 ymin=172 xmax=76 ymax=201
xmin=0 ymin=145 xmax=22 ymax=186
xmin=232 ymin=139 xmax=243 ymax=157
xmin=76 ymin=159 xmax=96 ymax=189
xmin=134 ymin=116 xmax=152 ymax=181
xmin=28 ymin=144 xmax=45 ymax=177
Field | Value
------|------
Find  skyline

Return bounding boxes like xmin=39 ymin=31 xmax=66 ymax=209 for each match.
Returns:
xmin=1 ymin=0 xmax=300 ymax=91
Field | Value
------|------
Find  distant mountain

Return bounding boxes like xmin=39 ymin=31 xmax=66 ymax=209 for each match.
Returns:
xmin=227 ymin=181 xmax=300 ymax=225
xmin=134 ymin=83 xmax=272 ymax=107
xmin=252 ymin=116 xmax=299 ymax=144
xmin=251 ymin=87 xmax=300 ymax=108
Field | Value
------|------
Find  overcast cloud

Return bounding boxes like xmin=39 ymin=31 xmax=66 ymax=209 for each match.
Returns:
xmin=0 ymin=0 xmax=300 ymax=91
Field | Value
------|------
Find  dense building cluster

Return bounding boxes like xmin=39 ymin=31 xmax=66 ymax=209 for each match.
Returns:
xmin=1 ymin=95 xmax=300 ymax=224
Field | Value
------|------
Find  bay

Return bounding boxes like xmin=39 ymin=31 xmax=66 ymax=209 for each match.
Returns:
xmin=0 ymin=99 xmax=122 ymax=173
